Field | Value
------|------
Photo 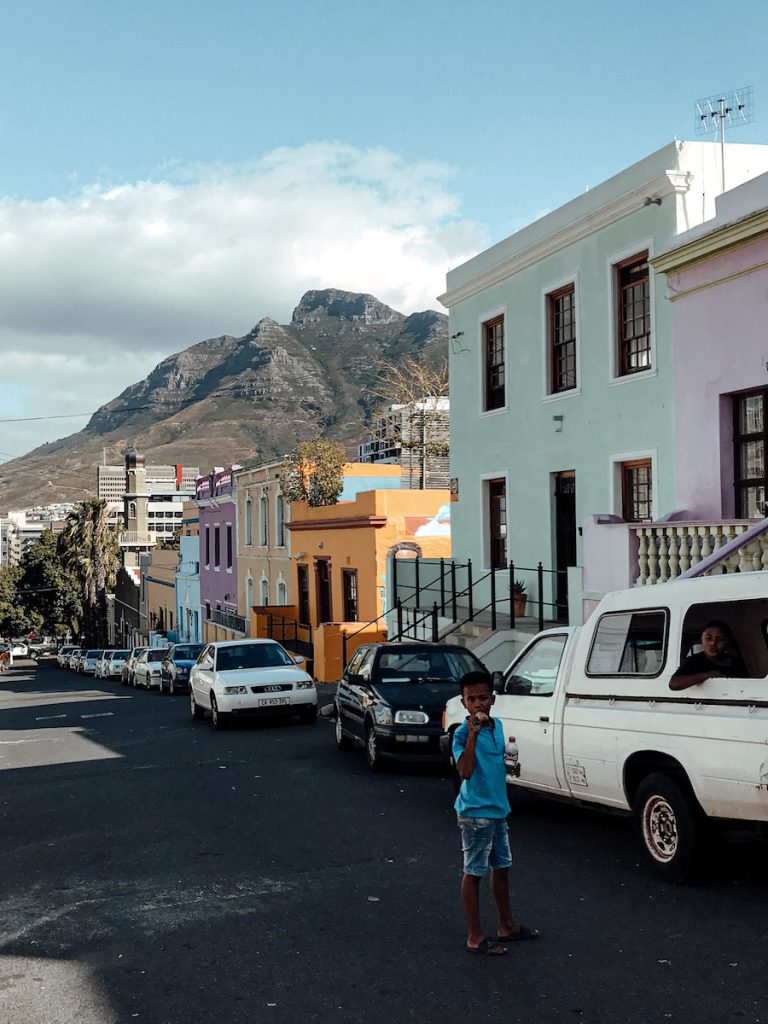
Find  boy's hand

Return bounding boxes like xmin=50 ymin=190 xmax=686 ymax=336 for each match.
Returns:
xmin=468 ymin=711 xmax=487 ymax=733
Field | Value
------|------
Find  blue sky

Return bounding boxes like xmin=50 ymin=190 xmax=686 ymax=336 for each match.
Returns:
xmin=2 ymin=0 xmax=768 ymax=463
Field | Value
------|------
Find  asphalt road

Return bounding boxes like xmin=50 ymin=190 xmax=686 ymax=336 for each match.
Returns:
xmin=1 ymin=660 xmax=767 ymax=1024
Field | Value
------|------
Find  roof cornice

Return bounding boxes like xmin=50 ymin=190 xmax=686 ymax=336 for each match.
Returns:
xmin=651 ymin=207 xmax=768 ymax=274
xmin=438 ymin=169 xmax=692 ymax=308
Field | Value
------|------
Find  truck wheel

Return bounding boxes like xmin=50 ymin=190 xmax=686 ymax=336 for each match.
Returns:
xmin=633 ymin=773 xmax=703 ymax=884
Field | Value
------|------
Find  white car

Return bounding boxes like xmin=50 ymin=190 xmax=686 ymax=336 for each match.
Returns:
xmin=57 ymin=646 xmax=77 ymax=668
xmin=94 ymin=651 xmax=111 ymax=678
xmin=189 ymin=639 xmax=317 ymax=729
xmin=133 ymin=648 xmax=168 ymax=689
xmin=81 ymin=650 xmax=103 ymax=675
xmin=104 ymin=650 xmax=130 ymax=679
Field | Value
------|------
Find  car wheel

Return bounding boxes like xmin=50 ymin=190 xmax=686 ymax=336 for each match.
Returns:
xmin=190 ymin=688 xmax=204 ymax=721
xmin=299 ymin=705 xmax=317 ymax=725
xmin=335 ymin=708 xmax=354 ymax=750
xmin=365 ymin=723 xmax=384 ymax=772
xmin=210 ymin=695 xmax=229 ymax=730
xmin=634 ymin=772 xmax=704 ymax=884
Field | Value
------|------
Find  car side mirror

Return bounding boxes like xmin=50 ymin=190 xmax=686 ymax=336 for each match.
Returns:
xmin=293 ymin=655 xmax=305 ymax=666
xmin=491 ymin=671 xmax=505 ymax=694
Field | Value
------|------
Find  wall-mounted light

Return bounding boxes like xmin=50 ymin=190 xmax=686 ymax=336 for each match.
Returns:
xmin=643 ymin=196 xmax=662 ymax=206
xmin=294 ymin=551 xmax=306 ymax=560
xmin=553 ymin=415 xmax=564 ymax=433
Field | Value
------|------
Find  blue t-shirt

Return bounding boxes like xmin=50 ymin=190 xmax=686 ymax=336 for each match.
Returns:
xmin=452 ymin=718 xmax=510 ymax=819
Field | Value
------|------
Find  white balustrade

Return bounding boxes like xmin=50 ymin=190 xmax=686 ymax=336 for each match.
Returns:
xmin=629 ymin=522 xmax=768 ymax=585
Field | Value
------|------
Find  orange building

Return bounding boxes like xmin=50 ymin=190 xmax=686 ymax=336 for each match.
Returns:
xmin=254 ymin=487 xmax=450 ymax=681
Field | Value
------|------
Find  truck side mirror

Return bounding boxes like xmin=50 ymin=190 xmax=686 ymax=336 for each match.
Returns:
xmin=491 ymin=671 xmax=505 ymax=694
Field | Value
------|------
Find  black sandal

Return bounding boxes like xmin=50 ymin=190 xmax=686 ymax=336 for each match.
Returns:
xmin=465 ymin=937 xmax=507 ymax=956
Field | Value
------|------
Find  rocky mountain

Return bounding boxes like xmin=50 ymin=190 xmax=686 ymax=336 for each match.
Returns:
xmin=0 ymin=289 xmax=447 ymax=509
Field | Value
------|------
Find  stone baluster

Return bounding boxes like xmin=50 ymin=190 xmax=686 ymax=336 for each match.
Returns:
xmin=690 ymin=527 xmax=702 ymax=572
xmin=736 ymin=527 xmax=751 ymax=573
xmin=762 ymin=534 xmax=768 ymax=572
xmin=647 ymin=527 xmax=659 ymax=584
xmin=658 ymin=528 xmax=669 ymax=583
xmin=750 ymin=539 xmax=762 ymax=572
xmin=667 ymin=527 xmax=680 ymax=579
xmin=636 ymin=528 xmax=649 ymax=585
xmin=678 ymin=526 xmax=691 ymax=574
xmin=700 ymin=526 xmax=713 ymax=561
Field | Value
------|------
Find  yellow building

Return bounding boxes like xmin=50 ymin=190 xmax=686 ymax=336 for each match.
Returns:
xmin=254 ymin=486 xmax=450 ymax=681
xmin=142 ymin=548 xmax=178 ymax=641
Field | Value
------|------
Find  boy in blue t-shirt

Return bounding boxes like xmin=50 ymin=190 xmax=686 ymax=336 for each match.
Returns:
xmin=452 ymin=672 xmax=538 ymax=956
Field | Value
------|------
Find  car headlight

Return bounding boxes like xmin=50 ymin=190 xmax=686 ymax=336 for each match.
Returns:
xmin=295 ymin=679 xmax=314 ymax=689
xmin=373 ymin=705 xmax=393 ymax=725
xmin=395 ymin=710 xmax=430 ymax=725
xmin=222 ymin=685 xmax=247 ymax=695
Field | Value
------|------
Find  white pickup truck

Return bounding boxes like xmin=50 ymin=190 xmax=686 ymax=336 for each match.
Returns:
xmin=442 ymin=572 xmax=768 ymax=882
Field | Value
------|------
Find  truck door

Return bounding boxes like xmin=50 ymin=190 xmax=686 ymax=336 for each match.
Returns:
xmin=495 ymin=633 xmax=569 ymax=792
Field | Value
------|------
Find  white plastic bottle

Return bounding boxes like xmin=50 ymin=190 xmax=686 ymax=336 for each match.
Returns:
xmin=504 ymin=735 xmax=519 ymax=773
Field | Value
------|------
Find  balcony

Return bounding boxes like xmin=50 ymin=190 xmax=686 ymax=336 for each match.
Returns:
xmin=630 ymin=520 xmax=768 ymax=584
xmin=119 ymin=531 xmax=157 ymax=548
xmin=208 ymin=607 xmax=246 ymax=634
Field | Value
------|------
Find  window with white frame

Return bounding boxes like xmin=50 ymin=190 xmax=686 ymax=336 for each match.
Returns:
xmin=261 ymin=577 xmax=269 ymax=605
xmin=483 ymin=315 xmax=505 ymax=411
xmin=547 ymin=284 xmax=577 ymax=393
xmin=277 ymin=579 xmax=287 ymax=605
xmin=259 ymin=495 xmax=268 ymax=546
xmin=615 ymin=252 xmax=651 ymax=376
xmin=245 ymin=498 xmax=253 ymax=546
xmin=275 ymin=494 xmax=286 ymax=547
xmin=485 ymin=478 xmax=507 ymax=569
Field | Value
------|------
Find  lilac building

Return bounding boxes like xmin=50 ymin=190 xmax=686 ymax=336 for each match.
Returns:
xmin=196 ymin=465 xmax=243 ymax=641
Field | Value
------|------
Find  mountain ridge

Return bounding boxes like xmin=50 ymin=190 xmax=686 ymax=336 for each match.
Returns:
xmin=1 ymin=288 xmax=447 ymax=510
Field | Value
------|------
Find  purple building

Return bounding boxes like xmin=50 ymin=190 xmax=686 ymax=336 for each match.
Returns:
xmin=196 ymin=465 xmax=243 ymax=640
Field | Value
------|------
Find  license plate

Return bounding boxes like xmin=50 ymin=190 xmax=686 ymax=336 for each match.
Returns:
xmin=258 ymin=697 xmax=290 ymax=707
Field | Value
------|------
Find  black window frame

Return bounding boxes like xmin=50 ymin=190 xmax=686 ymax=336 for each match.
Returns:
xmin=733 ymin=389 xmax=767 ymax=518
xmin=616 ymin=252 xmax=651 ymax=376
xmin=342 ymin=568 xmax=359 ymax=622
xmin=483 ymin=315 xmax=505 ymax=411
xmin=487 ymin=478 xmax=507 ymax=569
xmin=548 ymin=284 xmax=577 ymax=393
xmin=620 ymin=459 xmax=653 ymax=523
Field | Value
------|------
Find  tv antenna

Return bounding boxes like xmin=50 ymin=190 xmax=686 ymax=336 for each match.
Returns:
xmin=695 ymin=86 xmax=755 ymax=191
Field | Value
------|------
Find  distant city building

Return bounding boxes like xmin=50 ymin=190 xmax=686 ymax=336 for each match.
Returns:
xmin=0 ymin=505 xmax=74 ymax=567
xmin=357 ymin=399 xmax=450 ymax=490
xmin=97 ymin=463 xmax=198 ymax=502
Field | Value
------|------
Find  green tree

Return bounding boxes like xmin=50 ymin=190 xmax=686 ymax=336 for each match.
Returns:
xmin=17 ymin=530 xmax=82 ymax=638
xmin=0 ymin=566 xmax=30 ymax=637
xmin=60 ymin=499 xmax=120 ymax=646
xmin=280 ymin=437 xmax=347 ymax=507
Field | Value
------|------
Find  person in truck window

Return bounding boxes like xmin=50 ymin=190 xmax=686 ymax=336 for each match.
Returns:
xmin=669 ymin=620 xmax=748 ymax=690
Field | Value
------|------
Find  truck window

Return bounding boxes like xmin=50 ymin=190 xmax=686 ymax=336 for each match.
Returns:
xmin=586 ymin=610 xmax=667 ymax=677
xmin=503 ymin=634 xmax=567 ymax=696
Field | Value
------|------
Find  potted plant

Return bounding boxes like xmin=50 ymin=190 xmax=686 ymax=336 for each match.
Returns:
xmin=512 ymin=579 xmax=527 ymax=617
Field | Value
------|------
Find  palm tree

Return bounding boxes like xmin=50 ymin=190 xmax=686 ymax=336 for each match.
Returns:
xmin=60 ymin=499 xmax=119 ymax=646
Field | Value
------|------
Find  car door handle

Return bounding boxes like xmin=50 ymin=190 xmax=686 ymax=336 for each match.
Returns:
xmin=539 ymin=715 xmax=550 ymax=723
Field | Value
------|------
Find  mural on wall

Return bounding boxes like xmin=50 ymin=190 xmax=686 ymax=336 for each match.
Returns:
xmin=404 ymin=504 xmax=451 ymax=538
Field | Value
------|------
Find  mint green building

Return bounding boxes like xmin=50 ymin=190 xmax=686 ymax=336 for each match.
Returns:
xmin=439 ymin=141 xmax=768 ymax=622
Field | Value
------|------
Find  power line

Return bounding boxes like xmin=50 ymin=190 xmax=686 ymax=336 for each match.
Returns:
xmin=0 ymin=405 xmax=151 ymax=424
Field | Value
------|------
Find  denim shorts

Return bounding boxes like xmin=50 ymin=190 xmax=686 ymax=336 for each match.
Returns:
xmin=457 ymin=816 xmax=512 ymax=876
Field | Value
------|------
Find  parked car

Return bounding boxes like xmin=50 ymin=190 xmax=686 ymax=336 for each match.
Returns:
xmin=189 ymin=639 xmax=317 ymax=729
xmin=69 ymin=649 xmax=86 ymax=672
xmin=81 ymin=650 xmax=103 ymax=675
xmin=334 ymin=642 xmax=491 ymax=770
xmin=442 ymin=571 xmax=768 ymax=883
xmin=57 ymin=645 xmax=77 ymax=668
xmin=160 ymin=643 xmax=205 ymax=694
xmin=94 ymin=651 xmax=112 ymax=678
xmin=104 ymin=650 xmax=130 ymax=680
xmin=9 ymin=641 xmax=29 ymax=657
xmin=121 ymin=647 xmax=148 ymax=686
xmin=133 ymin=647 xmax=168 ymax=689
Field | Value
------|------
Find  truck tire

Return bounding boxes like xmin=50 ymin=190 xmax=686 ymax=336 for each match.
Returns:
xmin=633 ymin=772 xmax=704 ymax=884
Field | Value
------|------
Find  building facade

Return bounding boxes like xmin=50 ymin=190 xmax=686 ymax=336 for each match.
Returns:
xmin=439 ymin=140 xmax=768 ymax=621
xmin=196 ymin=466 xmax=242 ymax=641
xmin=235 ymin=459 xmax=292 ymax=622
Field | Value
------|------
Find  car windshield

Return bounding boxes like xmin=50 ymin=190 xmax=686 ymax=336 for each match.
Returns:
xmin=377 ymin=648 xmax=483 ymax=682
xmin=132 ymin=649 xmax=147 ymax=658
xmin=112 ymin=651 xmax=130 ymax=658
xmin=216 ymin=643 xmax=293 ymax=671
xmin=147 ymin=650 xmax=166 ymax=662
xmin=86 ymin=650 xmax=100 ymax=658
xmin=174 ymin=645 xmax=204 ymax=660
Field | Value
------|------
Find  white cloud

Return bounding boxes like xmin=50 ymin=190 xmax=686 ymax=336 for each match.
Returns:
xmin=0 ymin=142 xmax=486 ymax=460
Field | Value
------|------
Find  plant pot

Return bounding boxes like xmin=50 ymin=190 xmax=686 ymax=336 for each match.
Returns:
xmin=514 ymin=595 xmax=527 ymax=617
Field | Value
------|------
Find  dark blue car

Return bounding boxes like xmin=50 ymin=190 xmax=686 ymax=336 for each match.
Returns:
xmin=160 ymin=643 xmax=205 ymax=695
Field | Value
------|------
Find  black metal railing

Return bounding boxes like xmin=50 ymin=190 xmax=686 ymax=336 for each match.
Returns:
xmin=267 ymin=614 xmax=314 ymax=669
xmin=208 ymin=607 xmax=247 ymax=634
